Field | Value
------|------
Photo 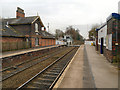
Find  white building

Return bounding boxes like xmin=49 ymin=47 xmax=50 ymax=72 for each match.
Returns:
xmin=97 ymin=22 xmax=112 ymax=54
xmin=63 ymin=35 xmax=73 ymax=46
xmin=55 ymin=40 xmax=65 ymax=45
xmin=98 ymin=23 xmax=107 ymax=48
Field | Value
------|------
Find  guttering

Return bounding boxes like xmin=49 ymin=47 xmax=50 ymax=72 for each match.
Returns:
xmin=107 ymin=13 xmax=120 ymax=21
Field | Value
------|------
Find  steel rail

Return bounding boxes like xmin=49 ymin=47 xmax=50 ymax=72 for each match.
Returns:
xmin=1 ymin=47 xmax=69 ymax=81
xmin=1 ymin=47 xmax=60 ymax=73
xmin=16 ymin=47 xmax=77 ymax=90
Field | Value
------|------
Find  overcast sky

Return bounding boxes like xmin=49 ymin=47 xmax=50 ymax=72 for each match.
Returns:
xmin=0 ymin=0 xmax=120 ymax=39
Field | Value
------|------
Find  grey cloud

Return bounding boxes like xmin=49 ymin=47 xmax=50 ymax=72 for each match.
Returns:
xmin=0 ymin=0 xmax=119 ymax=39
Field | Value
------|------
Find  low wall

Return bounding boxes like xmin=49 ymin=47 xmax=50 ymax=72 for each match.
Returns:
xmin=98 ymin=44 xmax=113 ymax=62
xmin=2 ymin=46 xmax=59 ymax=68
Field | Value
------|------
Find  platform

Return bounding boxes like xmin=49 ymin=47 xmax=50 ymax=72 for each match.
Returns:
xmin=54 ymin=45 xmax=118 ymax=88
xmin=1 ymin=45 xmax=61 ymax=58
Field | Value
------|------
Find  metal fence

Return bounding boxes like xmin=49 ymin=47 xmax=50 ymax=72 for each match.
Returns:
xmin=2 ymin=41 xmax=30 ymax=52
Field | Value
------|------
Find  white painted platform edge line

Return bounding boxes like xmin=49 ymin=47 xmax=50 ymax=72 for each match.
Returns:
xmin=53 ymin=45 xmax=83 ymax=88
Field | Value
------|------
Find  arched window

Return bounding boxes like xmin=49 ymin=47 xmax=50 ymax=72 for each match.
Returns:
xmin=35 ymin=23 xmax=38 ymax=33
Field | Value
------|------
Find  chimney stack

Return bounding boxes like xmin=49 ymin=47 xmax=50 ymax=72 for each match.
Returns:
xmin=16 ymin=7 xmax=25 ymax=18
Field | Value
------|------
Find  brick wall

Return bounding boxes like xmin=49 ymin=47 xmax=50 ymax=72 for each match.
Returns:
xmin=16 ymin=12 xmax=25 ymax=18
xmin=42 ymin=39 xmax=45 ymax=46
xmin=50 ymin=39 xmax=52 ymax=45
xmin=118 ymin=20 xmax=120 ymax=61
xmin=98 ymin=44 xmax=113 ymax=62
xmin=52 ymin=39 xmax=53 ymax=45
xmin=106 ymin=18 xmax=120 ymax=62
xmin=53 ymin=39 xmax=55 ymax=45
xmin=48 ymin=39 xmax=50 ymax=46
xmin=46 ymin=39 xmax=48 ymax=46
xmin=31 ymin=37 xmax=35 ymax=47
xmin=41 ymin=39 xmax=55 ymax=47
xmin=39 ymin=38 xmax=42 ymax=46
xmin=112 ymin=19 xmax=120 ymax=62
xmin=104 ymin=48 xmax=112 ymax=62
xmin=95 ymin=31 xmax=98 ymax=51
xmin=107 ymin=19 xmax=113 ymax=34
xmin=2 ymin=46 xmax=59 ymax=68
xmin=1 ymin=36 xmax=56 ymax=51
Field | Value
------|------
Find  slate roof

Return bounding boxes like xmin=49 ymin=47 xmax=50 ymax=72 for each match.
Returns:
xmin=1 ymin=27 xmax=24 ymax=37
xmin=1 ymin=16 xmax=54 ymax=39
xmin=4 ymin=16 xmax=44 ymax=26
xmin=0 ymin=20 xmax=24 ymax=37
xmin=39 ymin=31 xmax=55 ymax=39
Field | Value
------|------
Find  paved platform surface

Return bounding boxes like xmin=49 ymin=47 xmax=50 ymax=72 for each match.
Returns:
xmin=54 ymin=45 xmax=84 ymax=88
xmin=85 ymin=45 xmax=118 ymax=88
xmin=1 ymin=45 xmax=60 ymax=58
xmin=54 ymin=44 xmax=118 ymax=88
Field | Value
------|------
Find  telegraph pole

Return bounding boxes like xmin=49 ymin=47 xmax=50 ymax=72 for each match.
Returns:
xmin=47 ymin=23 xmax=49 ymax=32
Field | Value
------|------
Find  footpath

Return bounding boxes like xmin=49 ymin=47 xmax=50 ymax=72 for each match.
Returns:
xmin=54 ymin=44 xmax=118 ymax=88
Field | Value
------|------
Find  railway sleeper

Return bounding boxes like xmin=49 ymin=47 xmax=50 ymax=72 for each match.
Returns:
xmin=37 ymin=77 xmax=54 ymax=82
xmin=33 ymin=81 xmax=52 ymax=85
xmin=51 ymin=67 xmax=61 ymax=70
xmin=45 ymin=72 xmax=59 ymax=75
xmin=42 ymin=74 xmax=57 ymax=78
xmin=43 ymin=73 xmax=59 ymax=76
xmin=27 ymin=83 xmax=50 ymax=89
xmin=51 ymin=68 xmax=61 ymax=71
xmin=49 ymin=69 xmax=60 ymax=73
xmin=41 ymin=75 xmax=56 ymax=80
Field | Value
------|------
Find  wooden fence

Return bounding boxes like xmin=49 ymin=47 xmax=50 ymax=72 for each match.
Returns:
xmin=2 ymin=41 xmax=30 ymax=52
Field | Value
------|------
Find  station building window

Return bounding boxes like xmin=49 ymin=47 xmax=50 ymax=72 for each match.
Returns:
xmin=35 ymin=38 xmax=39 ymax=46
xmin=35 ymin=23 xmax=39 ymax=33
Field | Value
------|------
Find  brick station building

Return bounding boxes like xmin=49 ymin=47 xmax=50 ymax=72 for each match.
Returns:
xmin=96 ymin=13 xmax=120 ymax=63
xmin=1 ymin=7 xmax=55 ymax=51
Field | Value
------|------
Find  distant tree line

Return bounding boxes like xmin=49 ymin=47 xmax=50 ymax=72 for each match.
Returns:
xmin=55 ymin=26 xmax=84 ymax=44
xmin=88 ymin=23 xmax=104 ymax=40
xmin=88 ymin=24 xmax=99 ymax=40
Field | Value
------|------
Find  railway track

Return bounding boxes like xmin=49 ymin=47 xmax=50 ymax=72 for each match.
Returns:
xmin=16 ymin=47 xmax=79 ymax=89
xmin=1 ymin=47 xmax=69 ymax=81
xmin=2 ymin=47 xmax=75 ymax=88
xmin=2 ymin=47 xmax=60 ymax=71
